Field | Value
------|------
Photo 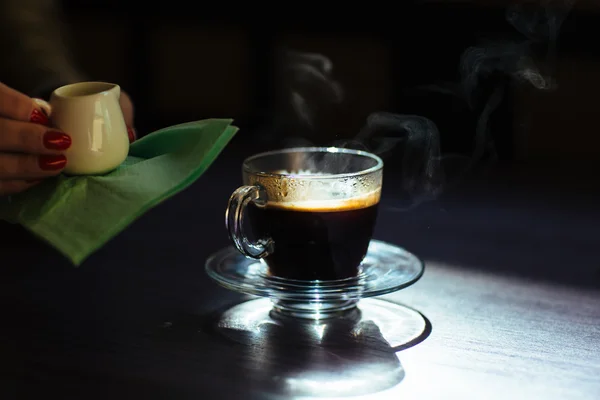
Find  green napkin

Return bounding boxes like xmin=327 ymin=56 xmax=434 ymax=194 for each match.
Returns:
xmin=0 ymin=118 xmax=238 ymax=265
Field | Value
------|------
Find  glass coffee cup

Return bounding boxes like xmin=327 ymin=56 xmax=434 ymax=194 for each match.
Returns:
xmin=226 ymin=147 xmax=383 ymax=281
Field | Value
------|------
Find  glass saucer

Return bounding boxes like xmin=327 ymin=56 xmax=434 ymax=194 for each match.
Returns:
xmin=205 ymin=240 xmax=424 ymax=319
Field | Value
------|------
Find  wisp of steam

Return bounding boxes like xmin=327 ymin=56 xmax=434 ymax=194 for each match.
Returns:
xmin=430 ymin=0 xmax=575 ymax=168
xmin=345 ymin=113 xmax=446 ymax=209
xmin=284 ymin=49 xmax=344 ymax=129
xmin=277 ymin=0 xmax=574 ymax=210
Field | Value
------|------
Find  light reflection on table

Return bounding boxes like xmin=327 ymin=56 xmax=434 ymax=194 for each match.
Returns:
xmin=211 ymin=298 xmax=429 ymax=398
xmin=380 ymin=261 xmax=600 ymax=400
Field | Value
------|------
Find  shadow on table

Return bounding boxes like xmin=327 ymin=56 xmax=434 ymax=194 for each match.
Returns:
xmin=165 ymin=298 xmax=432 ymax=399
xmin=1 ymin=298 xmax=431 ymax=400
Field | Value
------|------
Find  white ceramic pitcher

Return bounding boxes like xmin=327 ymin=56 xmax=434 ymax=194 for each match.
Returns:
xmin=49 ymin=82 xmax=129 ymax=175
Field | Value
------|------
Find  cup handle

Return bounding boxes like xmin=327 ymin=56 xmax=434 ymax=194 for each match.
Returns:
xmin=226 ymin=185 xmax=273 ymax=259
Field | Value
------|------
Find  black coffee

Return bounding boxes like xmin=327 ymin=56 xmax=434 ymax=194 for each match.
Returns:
xmin=248 ymin=197 xmax=379 ymax=281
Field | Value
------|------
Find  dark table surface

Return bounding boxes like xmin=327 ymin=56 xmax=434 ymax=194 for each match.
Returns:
xmin=1 ymin=136 xmax=599 ymax=400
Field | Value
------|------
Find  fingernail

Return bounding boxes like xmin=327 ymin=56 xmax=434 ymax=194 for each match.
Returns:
xmin=39 ymin=154 xmax=67 ymax=171
xmin=30 ymin=108 xmax=49 ymax=126
xmin=44 ymin=131 xmax=71 ymax=150
xmin=33 ymin=98 xmax=51 ymax=116
xmin=127 ymin=126 xmax=136 ymax=143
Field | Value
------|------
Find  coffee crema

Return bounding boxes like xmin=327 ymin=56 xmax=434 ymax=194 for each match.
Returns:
xmin=248 ymin=190 xmax=380 ymax=281
xmin=264 ymin=189 xmax=380 ymax=212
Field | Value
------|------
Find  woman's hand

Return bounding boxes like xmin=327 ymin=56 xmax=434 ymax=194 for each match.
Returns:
xmin=0 ymin=82 xmax=71 ymax=196
xmin=120 ymin=90 xmax=137 ymax=142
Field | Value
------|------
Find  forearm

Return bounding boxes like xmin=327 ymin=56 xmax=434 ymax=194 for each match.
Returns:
xmin=0 ymin=0 xmax=87 ymax=98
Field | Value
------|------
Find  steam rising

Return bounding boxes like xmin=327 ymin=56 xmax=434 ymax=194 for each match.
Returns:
xmin=460 ymin=42 xmax=551 ymax=106
xmin=277 ymin=0 xmax=574 ymax=209
xmin=353 ymin=113 xmax=445 ymax=207
xmin=282 ymin=50 xmax=344 ymax=129
xmin=455 ymin=0 xmax=575 ymax=170
xmin=461 ymin=0 xmax=575 ymax=101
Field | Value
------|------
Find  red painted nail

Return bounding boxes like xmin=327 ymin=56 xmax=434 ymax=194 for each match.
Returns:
xmin=127 ymin=126 xmax=136 ymax=143
xmin=39 ymin=154 xmax=67 ymax=171
xmin=30 ymin=108 xmax=49 ymax=126
xmin=43 ymin=131 xmax=71 ymax=150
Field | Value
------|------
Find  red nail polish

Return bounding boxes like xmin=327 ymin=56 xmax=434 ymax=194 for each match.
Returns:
xmin=39 ymin=154 xmax=67 ymax=171
xmin=127 ymin=127 xmax=136 ymax=143
xmin=30 ymin=108 xmax=49 ymax=126
xmin=44 ymin=131 xmax=71 ymax=150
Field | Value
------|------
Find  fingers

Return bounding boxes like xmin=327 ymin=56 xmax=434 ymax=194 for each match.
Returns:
xmin=119 ymin=91 xmax=135 ymax=128
xmin=120 ymin=91 xmax=137 ymax=143
xmin=127 ymin=126 xmax=137 ymax=143
xmin=0 ymin=153 xmax=66 ymax=180
xmin=0 ymin=180 xmax=40 ymax=196
xmin=0 ymin=118 xmax=71 ymax=154
xmin=0 ymin=83 xmax=51 ymax=124
xmin=0 ymin=84 xmax=63 ymax=196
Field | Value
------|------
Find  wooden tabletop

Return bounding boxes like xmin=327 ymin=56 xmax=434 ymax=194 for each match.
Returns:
xmin=0 ymin=141 xmax=598 ymax=399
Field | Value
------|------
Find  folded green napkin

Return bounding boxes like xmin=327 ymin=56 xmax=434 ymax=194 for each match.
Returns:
xmin=0 ymin=118 xmax=238 ymax=265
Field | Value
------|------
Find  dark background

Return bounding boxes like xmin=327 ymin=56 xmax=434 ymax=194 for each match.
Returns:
xmin=2 ymin=3 xmax=599 ymax=399
xmin=59 ymin=0 xmax=600 ymax=174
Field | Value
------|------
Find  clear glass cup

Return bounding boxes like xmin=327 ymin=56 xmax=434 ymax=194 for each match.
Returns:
xmin=226 ymin=147 xmax=383 ymax=281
